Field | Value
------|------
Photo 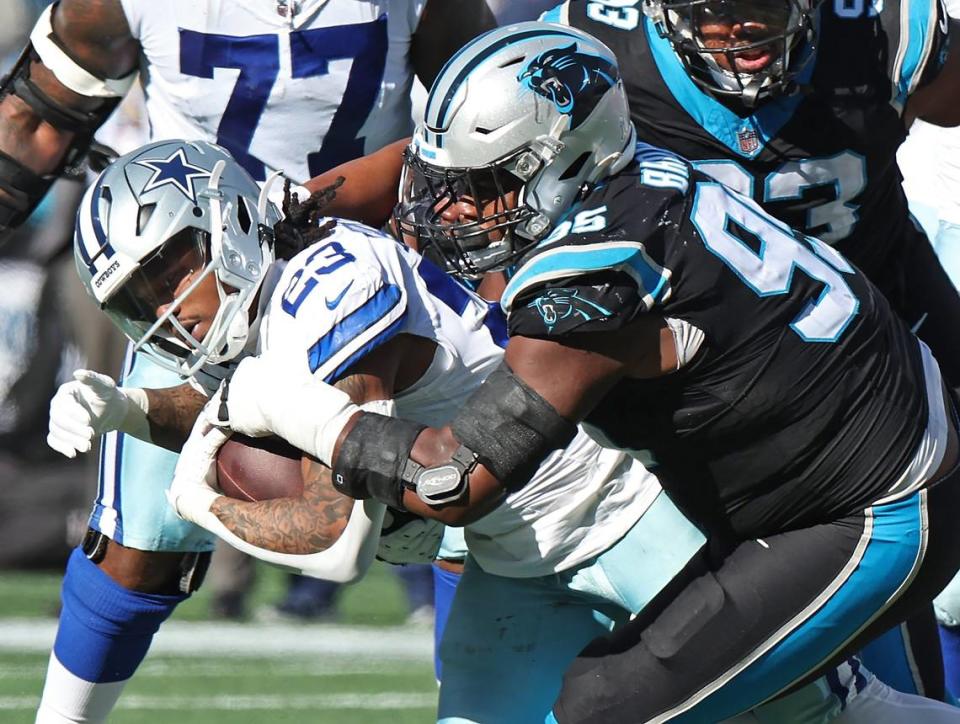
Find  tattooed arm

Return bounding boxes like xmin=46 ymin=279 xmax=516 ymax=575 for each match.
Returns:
xmin=202 ymin=337 xmax=408 ymax=553
xmin=143 ymin=384 xmax=208 ymax=451
xmin=210 ymin=457 xmax=348 ymax=554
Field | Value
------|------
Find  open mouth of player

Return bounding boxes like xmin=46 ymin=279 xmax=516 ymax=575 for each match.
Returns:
xmin=731 ymin=46 xmax=775 ymax=73
xmin=181 ymin=319 xmax=205 ymax=344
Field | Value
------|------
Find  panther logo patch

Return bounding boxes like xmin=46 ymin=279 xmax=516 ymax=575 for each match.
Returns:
xmin=527 ymin=287 xmax=613 ymax=332
xmin=518 ymin=44 xmax=618 ymax=128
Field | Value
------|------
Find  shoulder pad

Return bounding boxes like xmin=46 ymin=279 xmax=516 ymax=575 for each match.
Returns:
xmin=263 ymin=228 xmax=410 ymax=383
xmin=506 ymin=272 xmax=646 ymax=337
xmin=503 ymin=239 xmax=672 ymax=315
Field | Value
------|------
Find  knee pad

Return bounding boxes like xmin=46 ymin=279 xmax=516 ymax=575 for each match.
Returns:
xmin=54 ymin=548 xmax=187 ymax=683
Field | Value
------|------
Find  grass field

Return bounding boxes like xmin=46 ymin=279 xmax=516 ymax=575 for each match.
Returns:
xmin=0 ymin=562 xmax=439 ymax=723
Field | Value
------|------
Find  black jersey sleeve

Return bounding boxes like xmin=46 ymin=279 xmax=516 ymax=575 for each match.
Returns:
xmin=882 ymin=0 xmax=950 ymax=104
xmin=502 ymin=147 xmax=692 ymax=338
xmin=507 ymin=271 xmax=645 ymax=338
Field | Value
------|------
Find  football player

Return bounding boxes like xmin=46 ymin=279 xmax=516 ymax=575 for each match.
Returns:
xmin=195 ymin=24 xmax=960 ymax=722
xmin=261 ymin=0 xmax=960 ymax=696
xmin=541 ymin=0 xmax=960 ymax=699
xmin=73 ymin=139 xmax=960 ymax=724
xmin=17 ymin=1 xmax=497 ymax=721
xmin=64 ymin=137 xmax=704 ymax=723
xmin=539 ymin=0 xmax=960 ymax=387
xmin=899 ymin=115 xmax=960 ymax=695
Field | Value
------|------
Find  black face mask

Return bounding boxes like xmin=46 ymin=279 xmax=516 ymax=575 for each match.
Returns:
xmin=691 ymin=0 xmax=794 ymax=43
xmin=656 ymin=0 xmax=818 ymax=108
xmin=395 ymin=149 xmax=535 ymax=279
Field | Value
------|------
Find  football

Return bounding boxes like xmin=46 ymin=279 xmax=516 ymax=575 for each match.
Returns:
xmin=216 ymin=434 xmax=304 ymax=501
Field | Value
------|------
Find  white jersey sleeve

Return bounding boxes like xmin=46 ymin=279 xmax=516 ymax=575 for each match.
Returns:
xmin=258 ymin=221 xmax=412 ymax=382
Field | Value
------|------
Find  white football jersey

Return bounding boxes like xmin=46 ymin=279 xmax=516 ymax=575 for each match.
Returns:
xmin=257 ymin=221 xmax=661 ymax=577
xmin=119 ymin=0 xmax=425 ymax=183
xmin=899 ymin=119 xmax=960 ymax=226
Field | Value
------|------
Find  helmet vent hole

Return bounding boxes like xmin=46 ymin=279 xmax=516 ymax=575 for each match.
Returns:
xmin=475 ymin=126 xmax=495 ymax=135
xmin=498 ymin=55 xmax=525 ymax=69
xmin=136 ymin=203 xmax=156 ymax=235
xmin=559 ymin=152 xmax=591 ymax=181
xmin=236 ymin=195 xmax=252 ymax=234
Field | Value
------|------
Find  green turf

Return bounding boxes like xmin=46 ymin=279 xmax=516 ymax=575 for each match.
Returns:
xmin=0 ymin=651 xmax=437 ymax=723
xmin=0 ymin=563 xmax=438 ymax=723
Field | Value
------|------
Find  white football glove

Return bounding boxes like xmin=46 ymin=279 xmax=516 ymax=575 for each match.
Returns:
xmin=167 ymin=407 xmax=231 ymax=525
xmin=169 ymin=393 xmax=389 ymax=584
xmin=47 ymin=370 xmax=150 ymax=458
xmin=377 ymin=508 xmax=444 ymax=565
xmin=211 ymin=354 xmax=360 ymax=466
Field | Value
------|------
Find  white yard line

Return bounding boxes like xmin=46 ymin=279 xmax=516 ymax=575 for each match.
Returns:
xmin=0 ymin=692 xmax=436 ymax=711
xmin=0 ymin=619 xmax=432 ymax=660
xmin=0 ymin=659 xmax=427 ymax=679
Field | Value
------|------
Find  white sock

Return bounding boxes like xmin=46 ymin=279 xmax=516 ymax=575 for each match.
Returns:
xmin=35 ymin=652 xmax=127 ymax=724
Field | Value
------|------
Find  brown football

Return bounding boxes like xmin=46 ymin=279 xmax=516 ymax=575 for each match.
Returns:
xmin=216 ymin=434 xmax=304 ymax=501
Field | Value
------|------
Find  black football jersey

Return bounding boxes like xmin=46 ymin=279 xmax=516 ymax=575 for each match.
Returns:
xmin=503 ymin=145 xmax=928 ymax=538
xmin=550 ymin=0 xmax=948 ymax=291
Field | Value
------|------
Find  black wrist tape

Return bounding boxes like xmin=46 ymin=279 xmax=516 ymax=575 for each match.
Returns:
xmin=333 ymin=412 xmax=426 ymax=510
xmin=451 ymin=362 xmax=577 ymax=491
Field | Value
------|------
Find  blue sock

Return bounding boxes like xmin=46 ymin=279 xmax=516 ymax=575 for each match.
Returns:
xmin=53 ymin=547 xmax=187 ymax=683
xmin=939 ymin=624 xmax=960 ymax=702
xmin=432 ymin=564 xmax=461 ymax=682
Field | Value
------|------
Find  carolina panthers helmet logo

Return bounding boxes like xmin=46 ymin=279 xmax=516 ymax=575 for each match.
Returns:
xmin=518 ymin=43 xmax=618 ymax=128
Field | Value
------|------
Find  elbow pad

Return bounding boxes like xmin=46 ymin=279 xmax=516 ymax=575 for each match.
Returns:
xmin=29 ymin=5 xmax=136 ymax=100
xmin=451 ymin=362 xmax=577 ymax=491
xmin=0 ymin=4 xmax=135 ymax=232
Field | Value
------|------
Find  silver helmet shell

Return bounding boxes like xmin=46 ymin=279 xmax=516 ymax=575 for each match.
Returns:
xmin=399 ymin=21 xmax=636 ymax=277
xmin=74 ymin=139 xmax=279 ymax=377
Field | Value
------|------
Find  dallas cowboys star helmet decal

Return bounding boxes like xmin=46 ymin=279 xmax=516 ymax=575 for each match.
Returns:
xmin=134 ymin=148 xmax=212 ymax=204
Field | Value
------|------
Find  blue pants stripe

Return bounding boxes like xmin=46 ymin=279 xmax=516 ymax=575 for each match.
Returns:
xmin=671 ymin=492 xmax=926 ymax=721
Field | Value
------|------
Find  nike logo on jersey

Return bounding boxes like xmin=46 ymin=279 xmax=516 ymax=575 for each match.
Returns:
xmin=325 ymin=281 xmax=354 ymax=310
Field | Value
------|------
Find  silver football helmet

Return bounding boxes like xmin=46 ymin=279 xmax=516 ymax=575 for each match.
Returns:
xmin=74 ymin=139 xmax=280 ymax=377
xmin=643 ymin=0 xmax=819 ymax=107
xmin=396 ymin=21 xmax=636 ymax=278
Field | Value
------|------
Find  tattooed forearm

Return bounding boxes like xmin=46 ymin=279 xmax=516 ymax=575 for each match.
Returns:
xmin=211 ymin=457 xmax=352 ymax=554
xmin=204 ymin=371 xmax=388 ymax=553
xmin=144 ymin=384 xmax=207 ymax=451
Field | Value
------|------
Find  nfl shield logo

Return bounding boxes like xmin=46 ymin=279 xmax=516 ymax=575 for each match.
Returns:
xmin=737 ymin=128 xmax=759 ymax=154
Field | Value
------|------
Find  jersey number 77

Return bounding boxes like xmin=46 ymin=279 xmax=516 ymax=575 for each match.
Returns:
xmin=180 ymin=18 xmax=388 ymax=181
